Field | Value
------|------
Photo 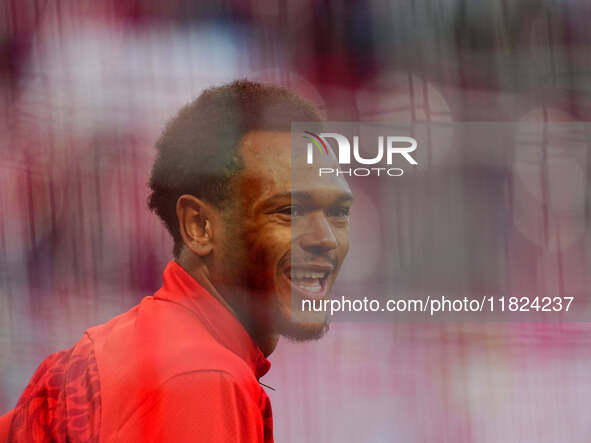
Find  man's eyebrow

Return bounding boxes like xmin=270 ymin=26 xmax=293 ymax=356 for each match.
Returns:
xmin=265 ymin=191 xmax=354 ymax=203
xmin=335 ymin=193 xmax=354 ymax=204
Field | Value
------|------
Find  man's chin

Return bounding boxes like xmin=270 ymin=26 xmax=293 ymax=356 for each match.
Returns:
xmin=275 ymin=301 xmax=330 ymax=341
xmin=277 ymin=319 xmax=330 ymax=342
xmin=272 ymin=287 xmax=334 ymax=341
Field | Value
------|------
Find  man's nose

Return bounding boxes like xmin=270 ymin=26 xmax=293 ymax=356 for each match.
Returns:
xmin=299 ymin=212 xmax=338 ymax=254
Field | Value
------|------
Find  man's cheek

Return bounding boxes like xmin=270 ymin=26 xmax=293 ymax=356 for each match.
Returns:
xmin=336 ymin=231 xmax=351 ymax=260
xmin=245 ymin=246 xmax=279 ymax=292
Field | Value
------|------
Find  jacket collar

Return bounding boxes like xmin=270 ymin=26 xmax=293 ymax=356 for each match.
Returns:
xmin=154 ymin=260 xmax=271 ymax=379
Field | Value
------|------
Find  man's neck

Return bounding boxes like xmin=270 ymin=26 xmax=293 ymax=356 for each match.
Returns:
xmin=174 ymin=255 xmax=278 ymax=357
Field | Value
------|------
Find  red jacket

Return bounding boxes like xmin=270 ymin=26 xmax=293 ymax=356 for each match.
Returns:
xmin=2 ymin=261 xmax=273 ymax=442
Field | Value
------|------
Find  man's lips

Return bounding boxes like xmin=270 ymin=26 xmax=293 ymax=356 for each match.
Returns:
xmin=283 ymin=263 xmax=334 ymax=298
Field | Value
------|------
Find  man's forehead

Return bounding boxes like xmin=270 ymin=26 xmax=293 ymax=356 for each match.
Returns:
xmin=236 ymin=130 xmax=350 ymax=199
xmin=239 ymin=130 xmax=291 ymax=164
xmin=237 ymin=131 xmax=291 ymax=190
xmin=239 ymin=129 xmax=336 ymax=165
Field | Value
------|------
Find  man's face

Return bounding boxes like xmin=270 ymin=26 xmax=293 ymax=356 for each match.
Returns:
xmin=215 ymin=130 xmax=352 ymax=341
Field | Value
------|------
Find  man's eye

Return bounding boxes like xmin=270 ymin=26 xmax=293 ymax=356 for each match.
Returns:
xmin=277 ymin=206 xmax=302 ymax=217
xmin=328 ymin=207 xmax=351 ymax=218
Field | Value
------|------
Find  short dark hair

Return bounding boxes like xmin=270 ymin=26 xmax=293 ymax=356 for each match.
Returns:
xmin=148 ymin=79 xmax=323 ymax=257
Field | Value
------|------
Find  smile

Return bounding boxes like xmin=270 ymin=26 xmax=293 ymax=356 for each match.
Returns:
xmin=285 ymin=265 xmax=332 ymax=298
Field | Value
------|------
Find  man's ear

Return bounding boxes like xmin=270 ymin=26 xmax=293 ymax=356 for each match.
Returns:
xmin=176 ymin=194 xmax=215 ymax=257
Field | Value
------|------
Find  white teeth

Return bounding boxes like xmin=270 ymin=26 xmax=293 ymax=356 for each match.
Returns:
xmin=292 ymin=279 xmax=322 ymax=293
xmin=290 ymin=270 xmax=328 ymax=279
xmin=288 ymin=269 xmax=329 ymax=294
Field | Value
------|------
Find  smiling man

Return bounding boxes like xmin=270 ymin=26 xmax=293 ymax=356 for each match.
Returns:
xmin=1 ymin=80 xmax=352 ymax=442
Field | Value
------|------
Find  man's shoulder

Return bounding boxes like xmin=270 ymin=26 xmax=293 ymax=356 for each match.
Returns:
xmin=87 ymin=295 xmax=253 ymax=376
xmin=86 ymin=295 xmax=260 ymax=405
xmin=83 ymin=295 xmax=264 ymax=439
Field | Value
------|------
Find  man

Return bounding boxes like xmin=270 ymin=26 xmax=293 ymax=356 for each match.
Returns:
xmin=0 ymin=80 xmax=352 ymax=442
